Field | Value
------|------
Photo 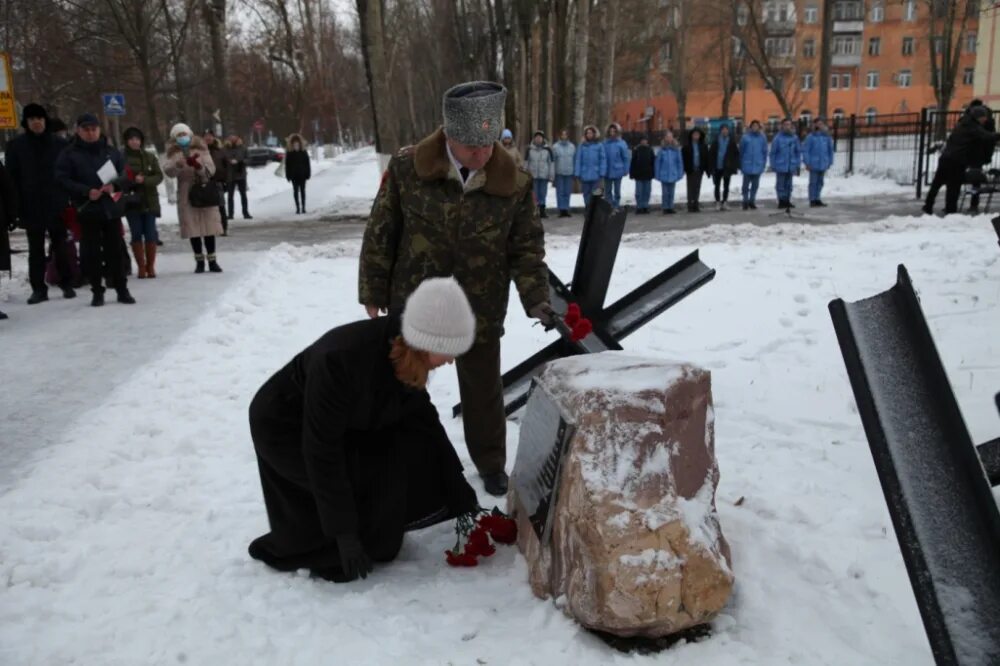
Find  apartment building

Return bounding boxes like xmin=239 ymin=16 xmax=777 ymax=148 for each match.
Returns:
xmin=613 ymin=0 xmax=981 ymax=131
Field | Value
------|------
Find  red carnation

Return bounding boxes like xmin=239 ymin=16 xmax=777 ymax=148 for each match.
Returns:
xmin=570 ymin=318 xmax=592 ymax=342
xmin=446 ymin=549 xmax=479 ymax=567
xmin=564 ymin=303 xmax=582 ymax=327
xmin=479 ymin=514 xmax=518 ymax=544
xmin=466 ymin=527 xmax=496 ymax=557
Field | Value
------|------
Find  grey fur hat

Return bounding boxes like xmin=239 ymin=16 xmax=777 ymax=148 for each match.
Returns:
xmin=442 ymin=81 xmax=507 ymax=147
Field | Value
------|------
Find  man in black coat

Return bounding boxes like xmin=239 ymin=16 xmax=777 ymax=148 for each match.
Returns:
xmin=628 ymin=136 xmax=655 ymax=214
xmin=248 ymin=277 xmax=481 ymax=582
xmin=923 ymin=105 xmax=1000 ymax=215
xmin=682 ymin=128 xmax=709 ymax=212
xmin=54 ymin=113 xmax=134 ymax=307
xmin=284 ymin=133 xmax=311 ymax=214
xmin=4 ymin=103 xmax=76 ymax=304
xmin=0 ymin=159 xmax=14 ymax=320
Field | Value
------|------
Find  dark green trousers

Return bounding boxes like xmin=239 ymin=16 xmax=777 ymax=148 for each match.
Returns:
xmin=455 ymin=337 xmax=506 ymax=475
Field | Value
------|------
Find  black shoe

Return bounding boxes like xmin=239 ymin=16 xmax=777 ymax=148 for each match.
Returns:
xmin=742 ymin=202 xmax=749 ymax=210
xmin=208 ymin=254 xmax=223 ymax=273
xmin=539 ymin=208 xmax=548 ymax=219
xmin=27 ymin=290 xmax=48 ymax=305
xmin=810 ymin=201 xmax=821 ymax=207
xmin=91 ymin=290 xmax=105 ymax=307
xmin=815 ymin=200 xmax=828 ymax=207
xmin=482 ymin=471 xmax=509 ymax=497
xmin=156 ymin=240 xmax=164 ymax=247
xmin=243 ymin=214 xmax=253 ymax=220
xmin=62 ymin=286 xmax=77 ymax=299
xmin=921 ymin=204 xmax=934 ymax=215
xmin=777 ymin=200 xmax=788 ymax=209
xmin=788 ymin=201 xmax=796 ymax=208
xmin=116 ymin=289 xmax=136 ymax=304
xmin=749 ymin=202 xmax=758 ymax=210
xmin=665 ymin=209 xmax=676 ymax=215
xmin=295 ymin=207 xmax=301 ymax=214
xmin=195 ymin=254 xmax=206 ymax=274
xmin=0 ymin=310 xmax=7 ymax=320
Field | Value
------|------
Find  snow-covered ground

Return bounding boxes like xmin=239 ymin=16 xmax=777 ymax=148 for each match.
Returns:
xmin=2 ymin=148 xmax=999 ymax=665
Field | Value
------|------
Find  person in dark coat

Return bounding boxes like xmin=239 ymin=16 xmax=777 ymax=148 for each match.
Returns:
xmin=0 ymin=159 xmax=14 ymax=320
xmin=54 ymin=113 xmax=134 ymax=307
xmin=285 ymin=133 xmax=311 ymax=214
xmin=708 ymin=124 xmax=740 ymax=211
xmin=923 ymin=106 xmax=1000 ymax=215
xmin=682 ymin=128 xmax=709 ymax=212
xmin=4 ymin=103 xmax=76 ymax=305
xmin=203 ymin=129 xmax=230 ymax=234
xmin=628 ymin=136 xmax=655 ymax=214
xmin=248 ymin=277 xmax=481 ymax=582
xmin=962 ymin=101 xmax=998 ymax=214
xmin=224 ymin=135 xmax=251 ymax=220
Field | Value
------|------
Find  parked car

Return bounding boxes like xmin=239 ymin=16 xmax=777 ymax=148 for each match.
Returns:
xmin=246 ymin=146 xmax=284 ymax=167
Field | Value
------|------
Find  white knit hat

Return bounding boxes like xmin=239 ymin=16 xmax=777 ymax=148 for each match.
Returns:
xmin=170 ymin=123 xmax=193 ymax=139
xmin=402 ymin=277 xmax=476 ymax=356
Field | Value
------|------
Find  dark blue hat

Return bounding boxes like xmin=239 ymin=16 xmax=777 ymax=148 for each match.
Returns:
xmin=76 ymin=113 xmax=100 ymax=128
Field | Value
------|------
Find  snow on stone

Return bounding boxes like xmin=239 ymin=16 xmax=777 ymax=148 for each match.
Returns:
xmin=619 ymin=548 xmax=684 ymax=570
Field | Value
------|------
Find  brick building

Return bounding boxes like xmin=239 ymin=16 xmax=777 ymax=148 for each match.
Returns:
xmin=613 ymin=0 xmax=982 ymax=132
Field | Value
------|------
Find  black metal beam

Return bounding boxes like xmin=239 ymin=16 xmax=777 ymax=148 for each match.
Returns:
xmin=992 ymin=215 xmax=1000 ymax=247
xmin=829 ymin=264 xmax=1000 ymax=665
xmin=979 ymin=437 xmax=1000 ymax=487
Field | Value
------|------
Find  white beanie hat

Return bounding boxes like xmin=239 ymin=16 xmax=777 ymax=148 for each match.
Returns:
xmin=402 ymin=277 xmax=476 ymax=356
xmin=170 ymin=123 xmax=193 ymax=139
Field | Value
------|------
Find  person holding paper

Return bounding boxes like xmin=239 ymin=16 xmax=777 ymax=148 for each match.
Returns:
xmin=54 ymin=113 xmax=135 ymax=307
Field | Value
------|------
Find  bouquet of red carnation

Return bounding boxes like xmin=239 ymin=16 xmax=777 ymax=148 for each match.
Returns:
xmin=445 ymin=507 xmax=519 ymax=567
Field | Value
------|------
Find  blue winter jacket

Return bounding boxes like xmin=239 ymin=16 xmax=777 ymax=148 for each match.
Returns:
xmin=551 ymin=140 xmax=577 ymax=176
xmin=654 ymin=145 xmax=684 ymax=183
xmin=602 ymin=138 xmax=631 ymax=179
xmin=802 ymin=131 xmax=835 ymax=172
xmin=574 ymin=140 xmax=607 ymax=182
xmin=739 ymin=131 xmax=769 ymax=176
xmin=769 ymin=130 xmax=802 ymax=174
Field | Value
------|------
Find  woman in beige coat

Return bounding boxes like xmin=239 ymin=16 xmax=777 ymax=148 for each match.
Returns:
xmin=162 ymin=123 xmax=224 ymax=273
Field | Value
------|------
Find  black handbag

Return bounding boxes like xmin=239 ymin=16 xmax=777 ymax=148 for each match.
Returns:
xmin=189 ymin=179 xmax=220 ymax=208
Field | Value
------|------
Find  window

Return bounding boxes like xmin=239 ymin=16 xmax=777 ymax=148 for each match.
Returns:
xmin=833 ymin=1 xmax=863 ymax=20
xmin=933 ymin=37 xmax=944 ymax=55
xmin=865 ymin=107 xmax=878 ymax=125
xmin=897 ymin=69 xmax=912 ymax=88
xmin=765 ymin=1 xmax=793 ymax=22
xmin=666 ymin=5 xmax=681 ymax=27
xmin=833 ymin=108 xmax=845 ymax=123
xmin=868 ymin=37 xmax=881 ymax=56
xmin=803 ymin=38 xmax=816 ymax=58
xmin=866 ymin=70 xmax=880 ymax=88
xmin=802 ymin=72 xmax=814 ymax=90
xmin=804 ymin=5 xmax=819 ymax=23
xmin=800 ymin=110 xmax=813 ymax=124
xmin=963 ymin=67 xmax=975 ymax=85
xmin=832 ymin=36 xmax=861 ymax=56
xmin=905 ymin=0 xmax=917 ymax=21
xmin=831 ymin=73 xmax=840 ymax=90
xmin=765 ymin=37 xmax=795 ymax=57
xmin=902 ymin=37 xmax=914 ymax=55
xmin=871 ymin=1 xmax=884 ymax=22
xmin=841 ymin=72 xmax=852 ymax=89
xmin=737 ymin=5 xmax=749 ymax=25
xmin=966 ymin=32 xmax=977 ymax=54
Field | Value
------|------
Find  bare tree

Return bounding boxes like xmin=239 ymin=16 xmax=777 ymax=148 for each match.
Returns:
xmin=357 ymin=0 xmax=398 ymax=162
xmin=594 ymin=0 xmax=617 ymax=125
xmin=732 ymin=0 xmax=806 ymax=119
xmin=924 ymin=0 xmax=975 ymax=114
xmin=569 ymin=0 xmax=590 ymax=139
xmin=201 ymin=0 xmax=229 ymax=131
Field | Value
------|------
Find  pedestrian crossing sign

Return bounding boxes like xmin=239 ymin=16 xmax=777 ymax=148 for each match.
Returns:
xmin=102 ymin=93 xmax=126 ymax=116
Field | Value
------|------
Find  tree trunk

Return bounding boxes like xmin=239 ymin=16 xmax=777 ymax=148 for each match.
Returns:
xmin=596 ymin=0 xmax=617 ymax=125
xmin=570 ymin=0 xmax=589 ymax=139
xmin=539 ymin=1 xmax=551 ymax=138
xmin=494 ymin=0 xmax=518 ymax=134
xmin=138 ymin=56 xmax=165 ymax=149
xmin=672 ymin=0 xmax=687 ymax=130
xmin=202 ymin=0 xmax=229 ymax=134
xmin=553 ymin=0 xmax=569 ymax=133
xmin=357 ymin=0 xmax=398 ymax=164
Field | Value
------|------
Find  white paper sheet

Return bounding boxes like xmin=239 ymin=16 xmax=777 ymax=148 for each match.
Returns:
xmin=97 ymin=160 xmax=118 ymax=185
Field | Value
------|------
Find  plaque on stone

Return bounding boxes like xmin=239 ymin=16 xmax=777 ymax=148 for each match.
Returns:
xmin=510 ymin=380 xmax=576 ymax=545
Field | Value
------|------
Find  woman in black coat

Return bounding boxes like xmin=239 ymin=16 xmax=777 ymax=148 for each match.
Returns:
xmin=248 ymin=277 xmax=480 ymax=582
xmin=707 ymin=124 xmax=741 ymax=211
xmin=681 ymin=128 xmax=709 ymax=212
xmin=285 ymin=133 xmax=311 ymax=214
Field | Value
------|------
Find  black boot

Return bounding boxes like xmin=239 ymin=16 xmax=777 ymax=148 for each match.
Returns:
xmin=749 ymin=202 xmax=758 ymax=210
xmin=91 ymin=289 xmax=105 ymax=307
xmin=194 ymin=254 xmax=206 ymax=273
xmin=482 ymin=471 xmax=509 ymax=498
xmin=62 ymin=286 xmax=77 ymax=299
xmin=815 ymin=200 xmax=828 ymax=207
xmin=27 ymin=290 xmax=48 ymax=305
xmin=0 ymin=310 xmax=8 ymax=320
xmin=116 ymin=288 xmax=136 ymax=304
xmin=207 ymin=254 xmax=223 ymax=273
xmin=539 ymin=205 xmax=547 ymax=219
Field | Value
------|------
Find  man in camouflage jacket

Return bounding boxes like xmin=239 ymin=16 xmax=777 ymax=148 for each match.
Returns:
xmin=359 ymin=81 xmax=550 ymax=496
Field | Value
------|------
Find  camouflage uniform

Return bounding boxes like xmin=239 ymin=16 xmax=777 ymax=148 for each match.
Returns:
xmin=359 ymin=127 xmax=549 ymax=475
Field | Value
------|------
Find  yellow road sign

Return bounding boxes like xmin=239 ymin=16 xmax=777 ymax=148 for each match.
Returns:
xmin=0 ymin=52 xmax=16 ymax=130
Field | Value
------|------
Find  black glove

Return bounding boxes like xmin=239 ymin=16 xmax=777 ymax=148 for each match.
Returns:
xmin=336 ymin=533 xmax=372 ymax=581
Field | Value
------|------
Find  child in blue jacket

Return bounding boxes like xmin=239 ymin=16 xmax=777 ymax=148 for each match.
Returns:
xmin=602 ymin=123 xmax=630 ymax=208
xmin=739 ymin=120 xmax=769 ymax=210
xmin=574 ymin=125 xmax=607 ymax=209
xmin=801 ymin=119 xmax=835 ymax=207
xmin=654 ymin=130 xmax=684 ymax=214
xmin=769 ymin=119 xmax=802 ymax=209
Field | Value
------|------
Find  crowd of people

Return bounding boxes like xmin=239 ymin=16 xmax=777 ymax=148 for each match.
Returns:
xmin=923 ymin=100 xmax=999 ymax=215
xmin=505 ymin=116 xmax=838 ymax=217
xmin=0 ymin=103 xmax=314 ymax=319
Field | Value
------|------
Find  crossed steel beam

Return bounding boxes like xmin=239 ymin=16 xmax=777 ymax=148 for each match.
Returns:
xmin=829 ymin=265 xmax=1000 ymax=665
xmin=453 ymin=194 xmax=716 ymax=418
